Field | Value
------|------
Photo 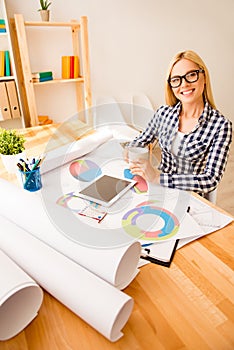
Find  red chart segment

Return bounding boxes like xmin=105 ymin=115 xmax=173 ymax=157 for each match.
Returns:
xmin=69 ymin=159 xmax=102 ymax=182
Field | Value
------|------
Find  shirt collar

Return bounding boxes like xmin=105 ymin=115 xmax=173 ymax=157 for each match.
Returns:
xmin=175 ymin=101 xmax=211 ymax=124
xmin=198 ymin=101 xmax=210 ymax=123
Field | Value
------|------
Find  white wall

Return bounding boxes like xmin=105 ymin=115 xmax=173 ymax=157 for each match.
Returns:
xmin=6 ymin=0 xmax=234 ymax=123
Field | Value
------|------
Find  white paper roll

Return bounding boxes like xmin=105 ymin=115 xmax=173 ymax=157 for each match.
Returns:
xmin=41 ymin=128 xmax=113 ymax=174
xmin=0 ymin=250 xmax=43 ymax=340
xmin=0 ymin=178 xmax=141 ymax=289
xmin=0 ymin=216 xmax=133 ymax=341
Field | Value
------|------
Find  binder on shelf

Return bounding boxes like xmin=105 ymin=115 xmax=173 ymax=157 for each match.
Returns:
xmin=5 ymin=81 xmax=21 ymax=119
xmin=0 ymin=82 xmax=12 ymax=120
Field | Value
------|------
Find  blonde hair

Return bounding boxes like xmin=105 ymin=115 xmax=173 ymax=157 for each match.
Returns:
xmin=165 ymin=50 xmax=216 ymax=109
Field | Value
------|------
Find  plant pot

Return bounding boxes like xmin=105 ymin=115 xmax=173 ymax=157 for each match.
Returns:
xmin=1 ymin=151 xmax=26 ymax=174
xmin=39 ymin=10 xmax=50 ymax=21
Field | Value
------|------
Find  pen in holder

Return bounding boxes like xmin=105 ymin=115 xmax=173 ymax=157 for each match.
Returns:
xmin=20 ymin=166 xmax=42 ymax=192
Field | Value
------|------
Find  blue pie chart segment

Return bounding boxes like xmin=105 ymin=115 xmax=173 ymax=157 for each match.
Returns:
xmin=69 ymin=159 xmax=102 ymax=182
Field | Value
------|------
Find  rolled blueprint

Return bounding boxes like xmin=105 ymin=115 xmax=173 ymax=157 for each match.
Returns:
xmin=0 ymin=250 xmax=43 ymax=340
xmin=0 ymin=179 xmax=141 ymax=289
xmin=40 ymin=128 xmax=113 ymax=174
xmin=0 ymin=215 xmax=133 ymax=342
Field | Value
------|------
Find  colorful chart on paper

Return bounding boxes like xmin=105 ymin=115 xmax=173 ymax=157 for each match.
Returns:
xmin=124 ymin=169 xmax=148 ymax=194
xmin=56 ymin=192 xmax=105 ymax=222
xmin=56 ymin=192 xmax=82 ymax=213
xmin=69 ymin=159 xmax=102 ymax=182
xmin=122 ymin=200 xmax=179 ymax=241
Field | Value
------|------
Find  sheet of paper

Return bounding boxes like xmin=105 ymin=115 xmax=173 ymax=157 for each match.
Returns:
xmin=0 ymin=215 xmax=134 ymax=342
xmin=188 ymin=195 xmax=233 ymax=233
xmin=0 ymin=250 xmax=43 ymax=340
xmin=177 ymin=195 xmax=233 ymax=249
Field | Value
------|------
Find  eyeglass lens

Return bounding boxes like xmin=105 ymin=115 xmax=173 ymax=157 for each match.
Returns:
xmin=169 ymin=70 xmax=203 ymax=88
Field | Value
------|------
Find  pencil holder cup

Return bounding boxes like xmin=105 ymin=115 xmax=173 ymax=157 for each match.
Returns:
xmin=20 ymin=167 xmax=42 ymax=192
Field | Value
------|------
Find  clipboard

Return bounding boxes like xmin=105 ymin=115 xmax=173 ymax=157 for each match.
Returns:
xmin=141 ymin=239 xmax=179 ymax=267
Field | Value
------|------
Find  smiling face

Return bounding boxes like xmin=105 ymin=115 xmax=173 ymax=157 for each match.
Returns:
xmin=170 ymin=58 xmax=205 ymax=107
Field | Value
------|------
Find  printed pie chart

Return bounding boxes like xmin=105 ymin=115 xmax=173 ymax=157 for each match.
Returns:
xmin=69 ymin=159 xmax=102 ymax=182
xmin=122 ymin=201 xmax=180 ymax=241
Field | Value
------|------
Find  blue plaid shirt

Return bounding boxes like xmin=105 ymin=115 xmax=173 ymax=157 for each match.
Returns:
xmin=130 ymin=102 xmax=232 ymax=194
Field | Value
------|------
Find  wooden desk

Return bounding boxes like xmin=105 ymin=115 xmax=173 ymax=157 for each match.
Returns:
xmin=0 ymin=125 xmax=234 ymax=350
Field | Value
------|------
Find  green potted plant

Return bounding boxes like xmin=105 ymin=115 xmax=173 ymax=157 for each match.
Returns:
xmin=38 ymin=0 xmax=52 ymax=21
xmin=0 ymin=128 xmax=26 ymax=173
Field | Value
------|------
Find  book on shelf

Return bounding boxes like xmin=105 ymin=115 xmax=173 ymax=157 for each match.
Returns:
xmin=73 ymin=56 xmax=79 ymax=78
xmin=32 ymin=71 xmax=53 ymax=79
xmin=38 ymin=115 xmax=53 ymax=125
xmin=0 ymin=19 xmax=6 ymax=33
xmin=61 ymin=56 xmax=70 ymax=79
xmin=32 ymin=71 xmax=53 ymax=82
xmin=0 ymin=51 xmax=4 ymax=76
xmin=70 ymin=56 xmax=74 ymax=78
xmin=32 ymin=76 xmax=53 ymax=83
xmin=0 ymin=50 xmax=12 ymax=77
xmin=4 ymin=51 xmax=11 ymax=76
xmin=62 ymin=55 xmax=79 ymax=79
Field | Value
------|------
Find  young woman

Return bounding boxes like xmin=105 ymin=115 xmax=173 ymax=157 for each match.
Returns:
xmin=128 ymin=50 xmax=232 ymax=197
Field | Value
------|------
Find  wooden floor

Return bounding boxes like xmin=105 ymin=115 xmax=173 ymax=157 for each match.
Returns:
xmin=216 ymin=133 xmax=234 ymax=216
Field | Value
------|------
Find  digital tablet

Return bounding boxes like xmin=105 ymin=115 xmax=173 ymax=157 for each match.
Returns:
xmin=74 ymin=174 xmax=137 ymax=207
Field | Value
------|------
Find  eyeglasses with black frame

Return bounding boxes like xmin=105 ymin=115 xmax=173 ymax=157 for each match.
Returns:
xmin=168 ymin=69 xmax=205 ymax=88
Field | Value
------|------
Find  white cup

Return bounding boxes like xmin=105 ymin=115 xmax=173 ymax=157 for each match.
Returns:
xmin=128 ymin=146 xmax=149 ymax=162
